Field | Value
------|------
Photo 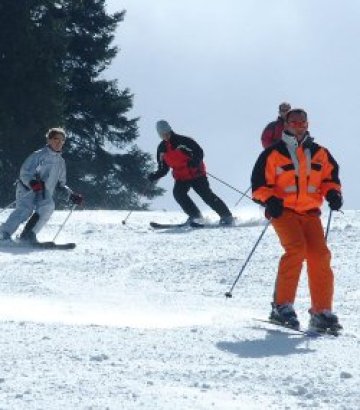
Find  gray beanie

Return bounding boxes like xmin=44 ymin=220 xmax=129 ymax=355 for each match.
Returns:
xmin=156 ymin=120 xmax=172 ymax=136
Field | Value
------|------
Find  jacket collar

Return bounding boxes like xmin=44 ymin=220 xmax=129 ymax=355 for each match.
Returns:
xmin=46 ymin=145 xmax=62 ymax=155
xmin=282 ymin=131 xmax=313 ymax=148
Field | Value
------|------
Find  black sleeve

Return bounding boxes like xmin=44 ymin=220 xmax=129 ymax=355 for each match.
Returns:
xmin=153 ymin=141 xmax=169 ymax=178
xmin=175 ymin=135 xmax=204 ymax=163
xmin=251 ymin=149 xmax=271 ymax=201
xmin=325 ymin=149 xmax=341 ymax=184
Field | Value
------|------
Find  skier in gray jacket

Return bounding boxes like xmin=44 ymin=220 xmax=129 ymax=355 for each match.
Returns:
xmin=0 ymin=128 xmax=83 ymax=243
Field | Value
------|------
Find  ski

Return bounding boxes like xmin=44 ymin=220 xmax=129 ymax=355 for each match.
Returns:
xmin=150 ymin=221 xmax=205 ymax=229
xmin=0 ymin=240 xmax=76 ymax=250
xmin=189 ymin=221 xmax=206 ymax=228
xmin=150 ymin=221 xmax=188 ymax=229
xmin=253 ymin=318 xmax=340 ymax=337
xmin=31 ymin=241 xmax=76 ymax=250
xmin=188 ymin=221 xmax=237 ymax=229
xmin=149 ymin=220 xmax=237 ymax=229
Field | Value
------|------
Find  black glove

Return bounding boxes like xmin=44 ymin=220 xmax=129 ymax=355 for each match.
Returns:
xmin=148 ymin=172 xmax=159 ymax=182
xmin=265 ymin=196 xmax=284 ymax=219
xmin=188 ymin=158 xmax=200 ymax=168
xmin=326 ymin=190 xmax=342 ymax=211
xmin=29 ymin=179 xmax=45 ymax=192
xmin=70 ymin=192 xmax=84 ymax=206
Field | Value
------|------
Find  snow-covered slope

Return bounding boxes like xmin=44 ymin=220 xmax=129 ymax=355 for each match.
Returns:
xmin=0 ymin=208 xmax=359 ymax=409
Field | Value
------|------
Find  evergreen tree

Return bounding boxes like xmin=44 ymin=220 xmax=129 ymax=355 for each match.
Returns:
xmin=0 ymin=0 xmax=66 ymax=205
xmin=0 ymin=0 xmax=162 ymax=209
xmin=62 ymin=0 xmax=160 ymax=209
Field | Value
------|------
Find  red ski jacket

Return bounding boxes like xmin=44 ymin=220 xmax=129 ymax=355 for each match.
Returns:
xmin=261 ymin=117 xmax=285 ymax=148
xmin=152 ymin=132 xmax=206 ymax=181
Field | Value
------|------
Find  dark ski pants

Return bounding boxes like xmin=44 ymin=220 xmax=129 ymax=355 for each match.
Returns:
xmin=173 ymin=176 xmax=232 ymax=218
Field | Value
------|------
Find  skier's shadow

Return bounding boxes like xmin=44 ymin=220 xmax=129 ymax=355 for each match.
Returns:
xmin=0 ymin=246 xmax=47 ymax=255
xmin=216 ymin=326 xmax=316 ymax=358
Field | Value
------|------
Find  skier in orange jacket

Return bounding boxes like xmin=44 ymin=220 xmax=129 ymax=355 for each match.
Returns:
xmin=251 ymin=108 xmax=343 ymax=332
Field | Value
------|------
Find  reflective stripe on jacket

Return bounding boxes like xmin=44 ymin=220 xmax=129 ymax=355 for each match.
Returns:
xmin=251 ymin=132 xmax=341 ymax=213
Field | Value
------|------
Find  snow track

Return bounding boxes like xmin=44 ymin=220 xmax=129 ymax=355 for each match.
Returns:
xmin=0 ymin=209 xmax=359 ymax=409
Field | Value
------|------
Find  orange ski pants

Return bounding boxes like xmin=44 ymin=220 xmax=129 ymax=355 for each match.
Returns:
xmin=271 ymin=209 xmax=334 ymax=312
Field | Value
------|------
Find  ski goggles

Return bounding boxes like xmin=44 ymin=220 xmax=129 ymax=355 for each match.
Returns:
xmin=287 ymin=120 xmax=307 ymax=127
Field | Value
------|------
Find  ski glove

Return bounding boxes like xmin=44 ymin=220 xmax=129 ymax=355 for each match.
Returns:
xmin=188 ymin=158 xmax=201 ymax=168
xmin=29 ymin=179 xmax=45 ymax=192
xmin=326 ymin=190 xmax=343 ymax=211
xmin=265 ymin=196 xmax=284 ymax=219
xmin=148 ymin=172 xmax=160 ymax=182
xmin=70 ymin=192 xmax=84 ymax=206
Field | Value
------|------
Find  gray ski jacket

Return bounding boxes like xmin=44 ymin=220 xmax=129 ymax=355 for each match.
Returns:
xmin=19 ymin=146 xmax=70 ymax=196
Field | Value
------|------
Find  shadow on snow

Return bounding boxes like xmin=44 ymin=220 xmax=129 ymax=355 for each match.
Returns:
xmin=217 ymin=327 xmax=316 ymax=358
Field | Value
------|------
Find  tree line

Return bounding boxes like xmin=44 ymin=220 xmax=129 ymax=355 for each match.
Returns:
xmin=0 ymin=0 xmax=162 ymax=209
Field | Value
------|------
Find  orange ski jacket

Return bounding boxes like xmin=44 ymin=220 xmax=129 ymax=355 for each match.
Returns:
xmin=251 ymin=133 xmax=341 ymax=213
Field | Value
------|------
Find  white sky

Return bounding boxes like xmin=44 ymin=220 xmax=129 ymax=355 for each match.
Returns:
xmin=105 ymin=0 xmax=360 ymax=210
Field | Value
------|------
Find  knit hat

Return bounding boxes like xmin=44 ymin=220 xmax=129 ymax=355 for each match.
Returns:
xmin=285 ymin=108 xmax=308 ymax=121
xmin=156 ymin=120 xmax=172 ymax=136
xmin=46 ymin=127 xmax=66 ymax=140
xmin=279 ymin=102 xmax=291 ymax=112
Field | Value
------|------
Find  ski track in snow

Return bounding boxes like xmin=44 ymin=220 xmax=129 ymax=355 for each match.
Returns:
xmin=0 ymin=208 xmax=359 ymax=409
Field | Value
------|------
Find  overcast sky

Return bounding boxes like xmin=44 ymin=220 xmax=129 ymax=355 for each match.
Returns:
xmin=105 ymin=0 xmax=360 ymax=211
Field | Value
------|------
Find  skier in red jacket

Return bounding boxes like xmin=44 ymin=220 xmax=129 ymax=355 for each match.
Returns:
xmin=261 ymin=102 xmax=291 ymax=148
xmin=148 ymin=120 xmax=234 ymax=225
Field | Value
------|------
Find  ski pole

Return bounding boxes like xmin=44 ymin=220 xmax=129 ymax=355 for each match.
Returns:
xmin=122 ymin=186 xmax=150 ymax=225
xmin=325 ymin=210 xmax=332 ymax=241
xmin=52 ymin=204 xmax=77 ymax=242
xmin=206 ymin=172 xmax=252 ymax=201
xmin=122 ymin=209 xmax=135 ymax=225
xmin=234 ymin=185 xmax=251 ymax=207
xmin=225 ymin=219 xmax=271 ymax=298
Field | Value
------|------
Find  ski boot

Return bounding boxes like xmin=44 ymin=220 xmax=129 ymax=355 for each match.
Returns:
xmin=309 ymin=310 xmax=342 ymax=334
xmin=219 ymin=215 xmax=235 ymax=226
xmin=19 ymin=230 xmax=38 ymax=244
xmin=186 ymin=214 xmax=204 ymax=226
xmin=269 ymin=303 xmax=300 ymax=330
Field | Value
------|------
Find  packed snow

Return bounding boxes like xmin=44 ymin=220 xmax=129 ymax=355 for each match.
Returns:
xmin=0 ymin=206 xmax=359 ymax=409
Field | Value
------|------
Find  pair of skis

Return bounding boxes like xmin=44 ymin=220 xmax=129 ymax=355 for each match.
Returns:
xmin=150 ymin=219 xmax=238 ymax=229
xmin=253 ymin=318 xmax=341 ymax=337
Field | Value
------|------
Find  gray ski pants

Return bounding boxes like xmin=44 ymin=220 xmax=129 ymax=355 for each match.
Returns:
xmin=1 ymin=184 xmax=55 ymax=235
